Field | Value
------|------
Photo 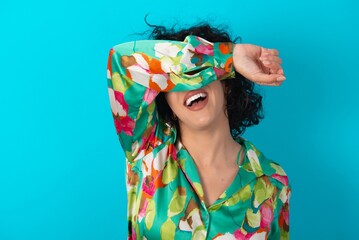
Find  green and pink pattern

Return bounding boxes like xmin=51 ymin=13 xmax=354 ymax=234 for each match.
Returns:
xmin=107 ymin=36 xmax=290 ymax=239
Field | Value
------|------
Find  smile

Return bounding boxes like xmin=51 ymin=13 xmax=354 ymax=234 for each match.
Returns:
xmin=183 ymin=90 xmax=209 ymax=111
xmin=185 ymin=92 xmax=208 ymax=106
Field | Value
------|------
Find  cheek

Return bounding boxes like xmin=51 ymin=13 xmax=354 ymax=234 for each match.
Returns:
xmin=165 ymin=92 xmax=180 ymax=113
xmin=213 ymin=81 xmax=226 ymax=106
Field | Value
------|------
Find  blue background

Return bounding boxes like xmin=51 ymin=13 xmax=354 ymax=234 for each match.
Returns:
xmin=1 ymin=0 xmax=358 ymax=239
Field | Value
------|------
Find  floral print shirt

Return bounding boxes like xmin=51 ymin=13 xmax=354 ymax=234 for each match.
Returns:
xmin=107 ymin=35 xmax=291 ymax=240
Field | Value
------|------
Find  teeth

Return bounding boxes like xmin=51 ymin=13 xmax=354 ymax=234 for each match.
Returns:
xmin=185 ymin=93 xmax=207 ymax=106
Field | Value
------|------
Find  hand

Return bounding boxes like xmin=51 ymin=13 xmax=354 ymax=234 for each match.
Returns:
xmin=233 ymin=44 xmax=286 ymax=86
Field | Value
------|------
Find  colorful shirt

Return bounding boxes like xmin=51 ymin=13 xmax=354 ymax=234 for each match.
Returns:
xmin=107 ymin=36 xmax=291 ymax=239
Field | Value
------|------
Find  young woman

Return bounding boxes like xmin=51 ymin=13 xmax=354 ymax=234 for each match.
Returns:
xmin=107 ymin=24 xmax=290 ymax=239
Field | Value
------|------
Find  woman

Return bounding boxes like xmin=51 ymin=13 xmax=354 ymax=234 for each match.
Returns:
xmin=107 ymin=23 xmax=290 ymax=239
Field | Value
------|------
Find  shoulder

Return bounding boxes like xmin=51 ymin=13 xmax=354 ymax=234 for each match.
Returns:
xmin=242 ymin=139 xmax=290 ymax=188
xmin=241 ymin=139 xmax=292 ymax=209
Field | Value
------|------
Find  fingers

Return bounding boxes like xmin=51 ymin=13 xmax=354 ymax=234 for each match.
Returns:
xmin=260 ymin=54 xmax=282 ymax=65
xmin=258 ymin=82 xmax=283 ymax=86
xmin=251 ymin=73 xmax=286 ymax=86
xmin=261 ymin=48 xmax=279 ymax=56
xmin=258 ymin=47 xmax=285 ymax=84
xmin=262 ymin=60 xmax=283 ymax=75
xmin=260 ymin=52 xmax=283 ymax=73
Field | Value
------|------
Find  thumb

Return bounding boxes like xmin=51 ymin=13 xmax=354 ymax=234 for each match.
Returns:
xmin=249 ymin=73 xmax=286 ymax=85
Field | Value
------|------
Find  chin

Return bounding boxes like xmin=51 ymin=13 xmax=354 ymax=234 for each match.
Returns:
xmin=191 ymin=116 xmax=218 ymax=130
xmin=179 ymin=108 xmax=227 ymax=131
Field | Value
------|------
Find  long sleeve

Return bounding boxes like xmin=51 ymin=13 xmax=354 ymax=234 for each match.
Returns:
xmin=107 ymin=35 xmax=234 ymax=162
xmin=278 ymin=186 xmax=291 ymax=239
xmin=268 ymin=185 xmax=291 ymax=239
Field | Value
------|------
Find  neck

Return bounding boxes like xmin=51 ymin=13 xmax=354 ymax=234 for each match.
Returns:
xmin=178 ymin=118 xmax=241 ymax=167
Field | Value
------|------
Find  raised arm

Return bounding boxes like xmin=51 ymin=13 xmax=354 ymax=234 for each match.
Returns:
xmin=107 ymin=36 xmax=234 ymax=162
xmin=107 ymin=35 xmax=285 ymax=162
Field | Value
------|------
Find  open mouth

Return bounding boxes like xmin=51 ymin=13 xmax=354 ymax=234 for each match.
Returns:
xmin=184 ymin=92 xmax=208 ymax=107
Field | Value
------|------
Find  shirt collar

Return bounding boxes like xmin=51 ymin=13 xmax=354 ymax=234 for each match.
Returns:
xmin=174 ymin=136 xmax=288 ymax=207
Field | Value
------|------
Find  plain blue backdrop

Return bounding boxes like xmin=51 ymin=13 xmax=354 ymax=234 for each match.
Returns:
xmin=1 ymin=0 xmax=358 ymax=239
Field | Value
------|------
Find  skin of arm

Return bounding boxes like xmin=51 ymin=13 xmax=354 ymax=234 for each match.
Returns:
xmin=233 ymin=44 xmax=285 ymax=85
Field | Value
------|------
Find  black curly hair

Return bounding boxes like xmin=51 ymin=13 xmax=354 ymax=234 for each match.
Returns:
xmin=148 ymin=22 xmax=263 ymax=138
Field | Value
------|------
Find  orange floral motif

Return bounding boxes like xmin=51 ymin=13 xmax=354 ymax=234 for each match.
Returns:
xmin=224 ymin=57 xmax=233 ymax=73
xmin=218 ymin=42 xmax=232 ymax=54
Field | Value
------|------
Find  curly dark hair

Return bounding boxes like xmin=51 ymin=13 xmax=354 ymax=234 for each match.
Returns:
xmin=148 ymin=22 xmax=263 ymax=137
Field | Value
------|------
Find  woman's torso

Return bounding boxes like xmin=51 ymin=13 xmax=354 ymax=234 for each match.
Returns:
xmin=126 ymin=123 xmax=290 ymax=240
